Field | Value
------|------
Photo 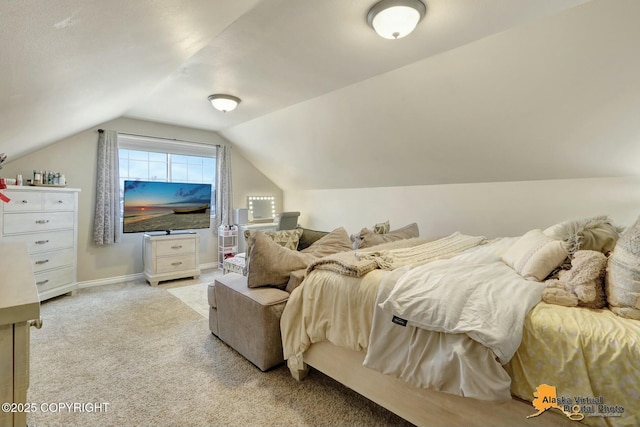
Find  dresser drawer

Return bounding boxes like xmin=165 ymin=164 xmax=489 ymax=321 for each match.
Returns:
xmin=155 ymin=239 xmax=196 ymax=256
xmin=34 ymin=266 xmax=75 ymax=292
xmin=1 ymin=192 xmax=42 ymax=212
xmin=3 ymin=211 xmax=74 ymax=234
xmin=44 ymin=192 xmax=76 ymax=211
xmin=31 ymin=249 xmax=75 ymax=273
xmin=0 ymin=230 xmax=75 ymax=253
xmin=156 ymin=255 xmax=196 ymax=274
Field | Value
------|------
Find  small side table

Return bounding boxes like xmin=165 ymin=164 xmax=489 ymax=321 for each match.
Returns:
xmin=218 ymin=225 xmax=238 ymax=268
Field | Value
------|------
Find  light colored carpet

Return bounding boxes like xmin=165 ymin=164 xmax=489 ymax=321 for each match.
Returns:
xmin=26 ymin=277 xmax=413 ymax=427
xmin=167 ymin=282 xmax=210 ymax=318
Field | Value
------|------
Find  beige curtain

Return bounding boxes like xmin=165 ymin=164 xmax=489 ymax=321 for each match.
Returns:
xmin=215 ymin=145 xmax=233 ymax=229
xmin=93 ymin=129 xmax=121 ymax=245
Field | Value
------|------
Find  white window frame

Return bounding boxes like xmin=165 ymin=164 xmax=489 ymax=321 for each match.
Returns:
xmin=118 ymin=133 xmax=217 ymax=217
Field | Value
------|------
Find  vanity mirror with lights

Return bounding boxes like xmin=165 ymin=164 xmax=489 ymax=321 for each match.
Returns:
xmin=237 ymin=196 xmax=278 ymax=253
xmin=247 ymin=196 xmax=276 ymax=222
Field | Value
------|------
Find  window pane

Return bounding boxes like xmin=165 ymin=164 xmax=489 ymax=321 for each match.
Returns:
xmin=148 ymin=151 xmax=166 ymax=162
xmin=187 ymin=156 xmax=202 ymax=166
xmin=129 ymin=160 xmax=149 ymax=179
xmin=172 ymin=154 xmax=189 ymax=164
xmin=119 ymin=159 xmax=129 ymax=178
xmin=203 ymin=158 xmax=215 ymax=182
xmin=149 ymin=162 xmax=167 ymax=181
xmin=171 ymin=163 xmax=188 ymax=181
xmin=128 ymin=150 xmax=149 ymax=161
xmin=188 ymin=164 xmax=203 ymax=182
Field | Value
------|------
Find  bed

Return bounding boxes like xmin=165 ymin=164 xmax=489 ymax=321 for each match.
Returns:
xmin=280 ymin=230 xmax=639 ymax=427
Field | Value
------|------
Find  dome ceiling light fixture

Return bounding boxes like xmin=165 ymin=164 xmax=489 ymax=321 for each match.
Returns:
xmin=208 ymin=94 xmax=241 ymax=113
xmin=367 ymin=0 xmax=426 ymax=40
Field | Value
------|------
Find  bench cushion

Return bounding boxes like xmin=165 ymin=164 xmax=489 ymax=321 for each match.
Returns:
xmin=214 ymin=273 xmax=289 ymax=371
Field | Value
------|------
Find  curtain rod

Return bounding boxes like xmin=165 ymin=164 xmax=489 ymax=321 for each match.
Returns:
xmin=97 ymin=129 xmax=221 ymax=147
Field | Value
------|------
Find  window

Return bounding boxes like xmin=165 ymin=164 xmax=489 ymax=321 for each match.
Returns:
xmin=118 ymin=134 xmax=217 ymax=215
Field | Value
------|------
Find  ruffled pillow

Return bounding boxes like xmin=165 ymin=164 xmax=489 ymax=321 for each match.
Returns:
xmin=543 ymin=215 xmax=623 ymax=255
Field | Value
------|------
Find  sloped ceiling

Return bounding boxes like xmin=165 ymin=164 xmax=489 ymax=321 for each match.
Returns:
xmin=3 ymin=0 xmax=639 ymax=191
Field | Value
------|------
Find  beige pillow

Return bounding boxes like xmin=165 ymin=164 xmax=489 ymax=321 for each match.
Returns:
xmin=244 ymin=228 xmax=303 ymax=270
xmin=358 ymin=223 xmax=419 ymax=249
xmin=502 ymin=229 xmax=569 ymax=281
xmin=300 ymin=227 xmax=353 ymax=258
xmin=247 ymin=232 xmax=316 ymax=288
xmin=297 ymin=228 xmax=329 ymax=251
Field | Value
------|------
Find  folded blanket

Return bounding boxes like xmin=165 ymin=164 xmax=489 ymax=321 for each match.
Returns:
xmin=357 ymin=232 xmax=487 ymax=270
xmin=306 ymin=237 xmax=431 ymax=277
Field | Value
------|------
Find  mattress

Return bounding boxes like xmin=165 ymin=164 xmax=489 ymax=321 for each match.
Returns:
xmin=506 ymin=302 xmax=640 ymax=427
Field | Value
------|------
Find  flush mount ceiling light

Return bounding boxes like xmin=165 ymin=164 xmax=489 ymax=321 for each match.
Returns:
xmin=367 ymin=0 xmax=426 ymax=40
xmin=208 ymin=94 xmax=241 ymax=113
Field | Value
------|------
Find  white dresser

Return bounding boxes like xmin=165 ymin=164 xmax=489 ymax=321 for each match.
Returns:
xmin=0 ymin=186 xmax=80 ymax=301
xmin=0 ymin=243 xmax=41 ymax=427
xmin=143 ymin=233 xmax=200 ymax=286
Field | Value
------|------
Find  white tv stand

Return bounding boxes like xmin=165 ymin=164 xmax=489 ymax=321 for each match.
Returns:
xmin=143 ymin=233 xmax=200 ymax=286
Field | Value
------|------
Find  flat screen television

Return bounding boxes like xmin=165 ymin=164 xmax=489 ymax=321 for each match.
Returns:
xmin=123 ymin=180 xmax=212 ymax=234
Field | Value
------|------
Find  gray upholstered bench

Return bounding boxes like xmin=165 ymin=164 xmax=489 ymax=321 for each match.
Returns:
xmin=208 ymin=273 xmax=289 ymax=371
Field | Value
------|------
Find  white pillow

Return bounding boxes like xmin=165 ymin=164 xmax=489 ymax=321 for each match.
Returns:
xmin=502 ymin=229 xmax=568 ymax=281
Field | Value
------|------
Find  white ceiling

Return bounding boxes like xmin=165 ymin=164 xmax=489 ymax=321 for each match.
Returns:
xmin=3 ymin=0 xmax=639 ymax=191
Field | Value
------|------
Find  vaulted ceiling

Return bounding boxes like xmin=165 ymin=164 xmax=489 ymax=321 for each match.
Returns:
xmin=2 ymin=0 xmax=639 ymax=191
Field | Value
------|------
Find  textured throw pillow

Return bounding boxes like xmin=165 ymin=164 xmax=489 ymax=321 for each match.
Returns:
xmin=247 ymin=232 xmax=316 ymax=288
xmin=297 ymin=228 xmax=330 ymax=251
xmin=300 ymin=227 xmax=353 ymax=258
xmin=502 ymin=229 xmax=569 ymax=282
xmin=244 ymin=228 xmax=303 ymax=255
xmin=372 ymin=220 xmax=390 ymax=234
xmin=543 ymin=215 xmax=623 ymax=255
xmin=244 ymin=228 xmax=303 ymax=270
xmin=605 ymin=217 xmax=640 ymax=320
xmin=357 ymin=223 xmax=420 ymax=249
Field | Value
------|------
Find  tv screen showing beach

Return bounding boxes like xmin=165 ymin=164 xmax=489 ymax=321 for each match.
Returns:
xmin=123 ymin=180 xmax=212 ymax=233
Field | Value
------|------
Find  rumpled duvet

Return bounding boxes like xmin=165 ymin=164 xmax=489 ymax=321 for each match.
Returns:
xmin=377 ymin=238 xmax=545 ymax=364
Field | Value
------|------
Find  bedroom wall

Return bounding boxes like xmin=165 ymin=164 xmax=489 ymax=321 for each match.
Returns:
xmin=285 ymin=177 xmax=640 ymax=238
xmin=0 ymin=117 xmax=282 ymax=283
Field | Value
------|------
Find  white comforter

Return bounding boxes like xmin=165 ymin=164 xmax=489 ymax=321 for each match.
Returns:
xmin=377 ymin=238 xmax=545 ymax=364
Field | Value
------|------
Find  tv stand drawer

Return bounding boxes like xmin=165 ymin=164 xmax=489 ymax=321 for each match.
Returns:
xmin=156 ymin=239 xmax=196 ymax=256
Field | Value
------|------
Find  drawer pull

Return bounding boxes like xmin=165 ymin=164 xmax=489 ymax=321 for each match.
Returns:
xmin=57 ymin=200 xmax=64 ymax=204
xmin=36 ymin=279 xmax=49 ymax=286
xmin=35 ymin=239 xmax=50 ymax=244
xmin=35 ymin=219 xmax=50 ymax=224
xmin=21 ymin=200 xmax=29 ymax=204
xmin=35 ymin=259 xmax=50 ymax=265
xmin=171 ymin=245 xmax=183 ymax=249
xmin=171 ymin=261 xmax=183 ymax=266
xmin=29 ymin=317 xmax=43 ymax=329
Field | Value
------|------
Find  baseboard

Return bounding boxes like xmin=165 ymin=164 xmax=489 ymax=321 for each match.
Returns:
xmin=77 ymin=263 xmax=220 ymax=289
xmin=78 ymin=273 xmax=145 ymax=289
